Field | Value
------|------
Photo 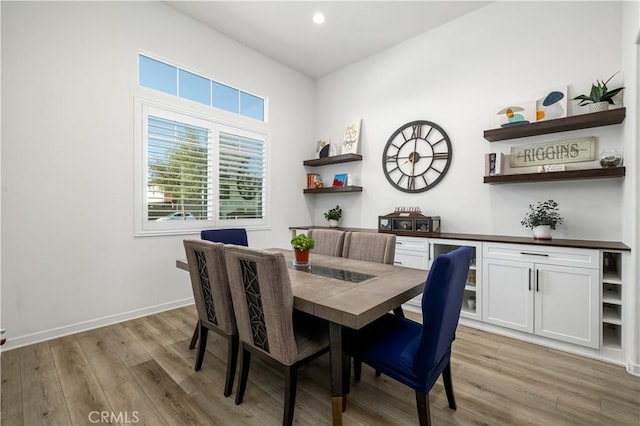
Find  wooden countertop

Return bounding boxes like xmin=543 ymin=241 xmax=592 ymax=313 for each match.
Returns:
xmin=289 ymin=226 xmax=630 ymax=251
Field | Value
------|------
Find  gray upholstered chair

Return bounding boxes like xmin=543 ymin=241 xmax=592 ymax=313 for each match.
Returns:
xmin=224 ymin=245 xmax=330 ymax=426
xmin=308 ymin=229 xmax=346 ymax=257
xmin=342 ymin=231 xmax=396 ymax=265
xmin=183 ymin=240 xmax=238 ymax=397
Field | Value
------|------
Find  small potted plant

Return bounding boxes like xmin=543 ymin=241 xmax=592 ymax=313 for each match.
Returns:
xmin=520 ymin=200 xmax=564 ymax=240
xmin=291 ymin=234 xmax=315 ymax=265
xmin=573 ymin=72 xmax=625 ymax=113
xmin=324 ymin=205 xmax=342 ymax=228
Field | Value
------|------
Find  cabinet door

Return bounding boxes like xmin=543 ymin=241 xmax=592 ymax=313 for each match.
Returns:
xmin=482 ymin=258 xmax=534 ymax=333
xmin=534 ymin=264 xmax=599 ymax=348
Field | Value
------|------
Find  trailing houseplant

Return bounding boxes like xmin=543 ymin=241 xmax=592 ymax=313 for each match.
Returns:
xmin=291 ymin=234 xmax=315 ymax=265
xmin=323 ymin=205 xmax=342 ymax=227
xmin=573 ymin=72 xmax=624 ymax=112
xmin=521 ymin=200 xmax=564 ymax=240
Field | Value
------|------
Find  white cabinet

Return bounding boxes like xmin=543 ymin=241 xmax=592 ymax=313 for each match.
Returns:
xmin=601 ymin=251 xmax=624 ymax=356
xmin=394 ymin=236 xmax=430 ymax=269
xmin=430 ymin=239 xmax=482 ymax=321
xmin=483 ymin=243 xmax=599 ymax=349
xmin=394 ymin=236 xmax=430 ymax=310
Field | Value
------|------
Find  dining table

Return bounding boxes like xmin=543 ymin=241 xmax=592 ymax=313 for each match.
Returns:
xmin=176 ymin=248 xmax=427 ymax=426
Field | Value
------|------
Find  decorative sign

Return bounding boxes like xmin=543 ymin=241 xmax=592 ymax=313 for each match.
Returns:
xmin=510 ymin=137 xmax=596 ymax=168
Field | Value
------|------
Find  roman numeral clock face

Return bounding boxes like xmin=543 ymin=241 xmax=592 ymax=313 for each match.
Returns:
xmin=382 ymin=120 xmax=452 ymax=193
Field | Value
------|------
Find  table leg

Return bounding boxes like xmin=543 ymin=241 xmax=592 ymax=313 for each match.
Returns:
xmin=329 ymin=322 xmax=343 ymax=426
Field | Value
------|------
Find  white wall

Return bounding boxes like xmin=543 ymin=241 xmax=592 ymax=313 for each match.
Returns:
xmin=1 ymin=1 xmax=315 ymax=348
xmin=314 ymin=1 xmax=626 ymax=242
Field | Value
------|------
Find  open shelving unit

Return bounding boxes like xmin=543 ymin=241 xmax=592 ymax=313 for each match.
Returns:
xmin=303 ymin=153 xmax=363 ymax=195
xmin=483 ymin=108 xmax=626 ymax=142
xmin=601 ymin=251 xmax=624 ymax=351
xmin=483 ymin=167 xmax=625 ymax=184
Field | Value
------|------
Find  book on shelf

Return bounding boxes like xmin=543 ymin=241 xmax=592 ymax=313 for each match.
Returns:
xmin=485 ymin=153 xmax=503 ymax=176
xmin=306 ymin=173 xmax=323 ymax=189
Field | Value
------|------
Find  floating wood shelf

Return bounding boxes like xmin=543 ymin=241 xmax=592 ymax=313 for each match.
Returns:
xmin=483 ymin=108 xmax=626 ymax=142
xmin=303 ymin=153 xmax=362 ymax=167
xmin=483 ymin=167 xmax=625 ymax=184
xmin=303 ymin=186 xmax=363 ymax=194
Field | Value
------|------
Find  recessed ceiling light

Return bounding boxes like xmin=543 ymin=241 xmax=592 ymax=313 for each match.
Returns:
xmin=312 ymin=12 xmax=325 ymax=25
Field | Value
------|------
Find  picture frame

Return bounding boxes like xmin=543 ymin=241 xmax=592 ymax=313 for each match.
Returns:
xmin=496 ymin=101 xmax=536 ymax=128
xmin=332 ymin=173 xmax=348 ymax=187
xmin=315 ymin=140 xmax=330 ymax=158
xmin=534 ymin=86 xmax=567 ymax=122
xmin=342 ymin=120 xmax=361 ymax=154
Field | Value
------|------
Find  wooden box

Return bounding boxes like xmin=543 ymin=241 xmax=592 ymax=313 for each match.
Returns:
xmin=378 ymin=212 xmax=441 ymax=235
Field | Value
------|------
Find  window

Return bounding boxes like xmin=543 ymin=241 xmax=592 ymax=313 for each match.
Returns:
xmin=138 ymin=54 xmax=266 ymax=122
xmin=135 ymin=99 xmax=268 ymax=236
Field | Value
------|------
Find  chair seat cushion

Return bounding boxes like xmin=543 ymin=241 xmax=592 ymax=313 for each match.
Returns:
xmin=347 ymin=313 xmax=450 ymax=393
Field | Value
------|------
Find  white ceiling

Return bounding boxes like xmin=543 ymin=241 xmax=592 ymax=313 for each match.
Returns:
xmin=165 ymin=1 xmax=491 ymax=79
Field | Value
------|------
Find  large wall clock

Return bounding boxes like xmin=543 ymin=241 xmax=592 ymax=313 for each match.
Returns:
xmin=382 ymin=120 xmax=452 ymax=193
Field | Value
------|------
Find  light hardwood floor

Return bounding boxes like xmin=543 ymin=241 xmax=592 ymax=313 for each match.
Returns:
xmin=1 ymin=306 xmax=639 ymax=425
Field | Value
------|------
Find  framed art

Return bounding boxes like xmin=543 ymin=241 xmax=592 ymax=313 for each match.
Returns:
xmin=332 ymin=173 xmax=348 ymax=187
xmin=315 ymin=140 xmax=330 ymax=158
xmin=496 ymin=102 xmax=536 ymax=128
xmin=342 ymin=120 xmax=361 ymax=154
xmin=534 ymin=86 xmax=567 ymax=122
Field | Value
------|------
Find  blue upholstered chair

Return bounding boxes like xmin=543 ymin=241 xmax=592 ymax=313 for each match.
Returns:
xmin=201 ymin=228 xmax=249 ymax=246
xmin=345 ymin=246 xmax=473 ymax=426
xmin=187 ymin=228 xmax=249 ymax=349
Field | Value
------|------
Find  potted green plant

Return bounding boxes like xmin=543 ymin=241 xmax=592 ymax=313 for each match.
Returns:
xmin=324 ymin=205 xmax=342 ymax=228
xmin=520 ymin=200 xmax=564 ymax=240
xmin=291 ymin=234 xmax=315 ymax=265
xmin=573 ymin=72 xmax=625 ymax=112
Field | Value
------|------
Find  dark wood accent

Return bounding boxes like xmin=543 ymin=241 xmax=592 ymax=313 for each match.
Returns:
xmin=303 ymin=153 xmax=362 ymax=167
xmin=483 ymin=167 xmax=625 ymax=184
xmin=483 ymin=108 xmax=626 ymax=142
xmin=288 ymin=226 xmax=631 ymax=251
xmin=303 ymin=186 xmax=362 ymax=194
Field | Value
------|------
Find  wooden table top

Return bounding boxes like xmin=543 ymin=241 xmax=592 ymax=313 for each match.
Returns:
xmin=176 ymin=248 xmax=427 ymax=330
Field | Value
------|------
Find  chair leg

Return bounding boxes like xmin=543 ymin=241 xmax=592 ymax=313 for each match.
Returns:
xmin=442 ymin=362 xmax=457 ymax=410
xmin=189 ymin=322 xmax=199 ymax=349
xmin=393 ymin=306 xmax=406 ymax=318
xmin=353 ymin=359 xmax=362 ymax=382
xmin=342 ymin=355 xmax=351 ymax=412
xmin=194 ymin=324 xmax=208 ymax=371
xmin=235 ymin=346 xmax=251 ymax=405
xmin=224 ymin=334 xmax=239 ymax=397
xmin=415 ymin=391 xmax=431 ymax=426
xmin=283 ymin=366 xmax=297 ymax=426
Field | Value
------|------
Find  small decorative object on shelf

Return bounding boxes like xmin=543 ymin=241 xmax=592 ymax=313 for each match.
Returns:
xmin=332 ymin=173 xmax=348 ymax=187
xmin=291 ymin=234 xmax=315 ymax=266
xmin=315 ymin=140 xmax=330 ymax=158
xmin=520 ymin=200 xmax=564 ymax=240
xmin=324 ymin=205 xmax=342 ymax=228
xmin=599 ymin=150 xmax=622 ymax=168
xmin=378 ymin=210 xmax=441 ymax=235
xmin=573 ymin=72 xmax=625 ymax=113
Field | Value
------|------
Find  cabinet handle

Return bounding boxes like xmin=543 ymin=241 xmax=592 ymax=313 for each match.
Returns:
xmin=536 ymin=269 xmax=540 ymax=292
xmin=394 ymin=261 xmax=402 ymax=265
xmin=396 ymin=241 xmax=402 ymax=245
xmin=520 ymin=252 xmax=549 ymax=257
xmin=528 ymin=268 xmax=532 ymax=291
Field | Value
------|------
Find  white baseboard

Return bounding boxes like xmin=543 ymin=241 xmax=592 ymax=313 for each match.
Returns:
xmin=627 ymin=360 xmax=640 ymax=376
xmin=0 ymin=297 xmax=194 ymax=351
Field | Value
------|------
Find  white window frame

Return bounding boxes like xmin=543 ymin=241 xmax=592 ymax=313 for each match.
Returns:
xmin=134 ymin=96 xmax=270 ymax=237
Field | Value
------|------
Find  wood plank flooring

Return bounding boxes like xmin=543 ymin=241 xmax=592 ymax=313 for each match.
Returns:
xmin=1 ymin=306 xmax=638 ymax=425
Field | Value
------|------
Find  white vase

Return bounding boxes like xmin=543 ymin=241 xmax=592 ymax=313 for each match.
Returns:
xmin=533 ymin=225 xmax=552 ymax=240
xmin=328 ymin=219 xmax=339 ymax=228
xmin=590 ymin=101 xmax=609 ymax=113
